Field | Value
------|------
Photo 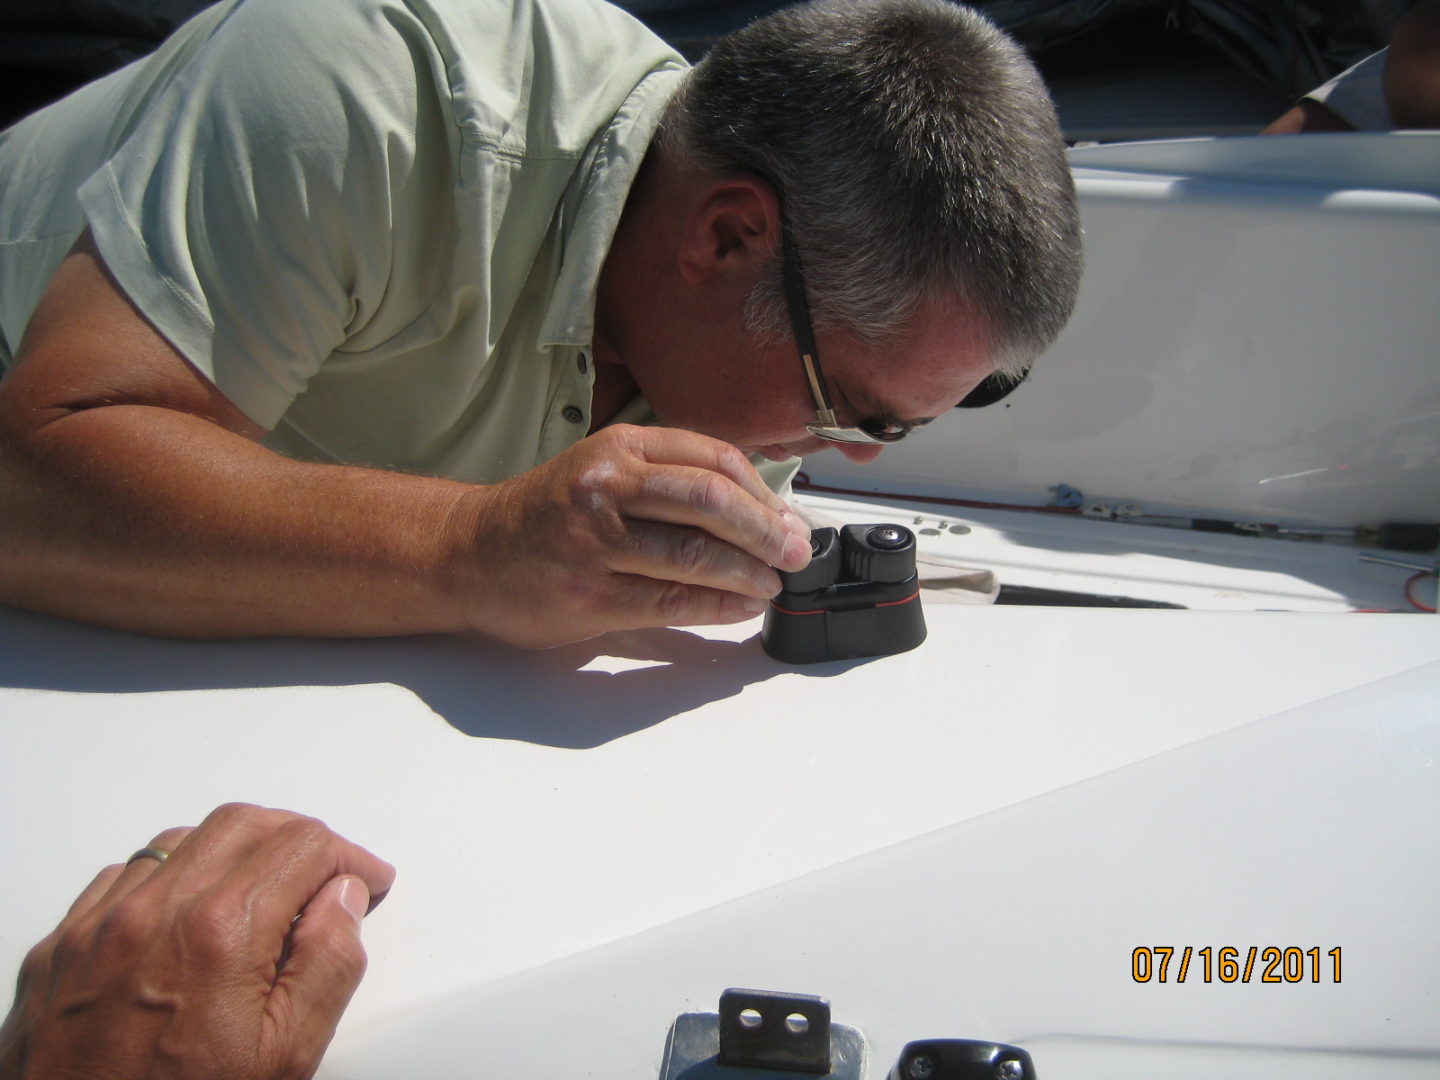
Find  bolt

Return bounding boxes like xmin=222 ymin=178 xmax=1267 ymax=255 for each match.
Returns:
xmin=867 ymin=525 xmax=908 ymax=549
xmin=906 ymin=1054 xmax=937 ymax=1079
xmin=995 ymin=1059 xmax=1025 ymax=1079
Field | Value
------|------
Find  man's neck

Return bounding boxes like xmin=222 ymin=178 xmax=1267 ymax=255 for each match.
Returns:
xmin=587 ymin=347 xmax=639 ymax=432
xmin=589 ymin=137 xmax=707 ymax=433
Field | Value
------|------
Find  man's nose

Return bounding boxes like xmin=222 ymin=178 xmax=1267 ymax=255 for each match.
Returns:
xmin=834 ymin=442 xmax=885 ymax=464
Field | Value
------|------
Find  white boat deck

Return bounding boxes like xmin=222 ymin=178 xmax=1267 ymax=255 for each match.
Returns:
xmin=797 ymin=491 xmax=1434 ymax=613
xmin=2 ymin=495 xmax=1436 ymax=1076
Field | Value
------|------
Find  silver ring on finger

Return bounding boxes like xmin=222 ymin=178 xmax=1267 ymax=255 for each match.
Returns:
xmin=126 ymin=846 xmax=171 ymax=866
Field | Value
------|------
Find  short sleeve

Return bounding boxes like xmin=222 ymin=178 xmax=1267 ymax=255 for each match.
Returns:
xmin=77 ymin=0 xmax=456 ymax=428
xmin=1303 ymin=48 xmax=1392 ymax=132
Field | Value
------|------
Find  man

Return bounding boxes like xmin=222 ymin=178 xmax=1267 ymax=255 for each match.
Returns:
xmin=0 ymin=0 xmax=1081 ymax=648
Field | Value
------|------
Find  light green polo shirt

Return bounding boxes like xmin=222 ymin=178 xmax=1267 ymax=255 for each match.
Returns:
xmin=1 ymin=0 xmax=805 ymax=490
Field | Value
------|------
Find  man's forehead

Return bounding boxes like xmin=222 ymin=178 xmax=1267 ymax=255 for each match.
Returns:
xmin=850 ymin=304 xmax=997 ymax=416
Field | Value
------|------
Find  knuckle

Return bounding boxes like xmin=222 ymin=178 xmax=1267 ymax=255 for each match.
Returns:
xmin=147 ymin=825 xmax=192 ymax=852
xmin=653 ymin=581 xmax=695 ymax=624
xmin=566 ymin=468 xmax=618 ymax=515
xmin=685 ymin=471 xmax=729 ymax=514
xmin=95 ymin=895 xmax=162 ymax=954
xmin=17 ymin=934 xmax=57 ymax=988
xmin=712 ymin=441 xmax=749 ymax=477
xmin=273 ymin=814 xmax=334 ymax=856
xmin=205 ymin=801 xmax=271 ymax=831
xmin=556 ymin=563 xmax=605 ymax=607
xmin=671 ymin=530 xmax=712 ymax=576
xmin=178 ymin=895 xmax=248 ymax=961
xmin=597 ymin=422 xmax=642 ymax=456
xmin=317 ymin=923 xmax=369 ymax=983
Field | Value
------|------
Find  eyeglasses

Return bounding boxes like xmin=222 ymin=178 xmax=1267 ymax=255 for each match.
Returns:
xmin=780 ymin=224 xmax=915 ymax=444
xmin=778 ymin=221 xmax=1026 ymax=444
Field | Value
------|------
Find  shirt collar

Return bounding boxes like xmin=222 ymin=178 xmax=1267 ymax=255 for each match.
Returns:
xmin=538 ymin=64 xmax=688 ymax=351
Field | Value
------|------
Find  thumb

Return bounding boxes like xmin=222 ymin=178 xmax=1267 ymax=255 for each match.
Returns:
xmin=266 ymin=875 xmax=373 ymax=1067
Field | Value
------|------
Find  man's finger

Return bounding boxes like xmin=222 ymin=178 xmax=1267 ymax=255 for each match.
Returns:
xmin=661 ymin=585 xmax=777 ymax=629
xmin=615 ymin=426 xmax=811 ymax=542
xmin=145 ymin=805 xmax=394 ymax=927
xmin=622 ymin=467 xmax=812 ymax=573
xmin=57 ymin=865 xmax=125 ymax=926
xmin=608 ymin=521 xmax=783 ymax=598
xmin=265 ymin=875 xmax=372 ymax=1073
xmin=623 ymin=426 xmax=781 ymax=504
xmin=87 ymin=825 xmax=194 ymax=914
xmin=229 ymin=814 xmax=395 ymax=932
xmin=583 ymin=573 xmax=772 ymax=634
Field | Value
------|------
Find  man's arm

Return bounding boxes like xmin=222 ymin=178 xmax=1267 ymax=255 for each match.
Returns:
xmin=1260 ymin=98 xmax=1355 ymax=134
xmin=0 ymin=234 xmax=811 ymax=646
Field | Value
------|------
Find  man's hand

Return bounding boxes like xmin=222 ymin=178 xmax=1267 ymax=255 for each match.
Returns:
xmin=0 ymin=804 xmax=395 ymax=1080
xmin=451 ymin=424 xmax=814 ymax=648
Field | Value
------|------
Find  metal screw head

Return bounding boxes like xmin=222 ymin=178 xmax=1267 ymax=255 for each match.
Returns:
xmin=995 ymin=1059 xmax=1025 ymax=1079
xmin=867 ymin=525 xmax=907 ymax=549
xmin=906 ymin=1054 xmax=938 ymax=1079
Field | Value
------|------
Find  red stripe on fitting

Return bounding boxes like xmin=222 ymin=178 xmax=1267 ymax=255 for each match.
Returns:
xmin=770 ymin=587 xmax=920 ymax=616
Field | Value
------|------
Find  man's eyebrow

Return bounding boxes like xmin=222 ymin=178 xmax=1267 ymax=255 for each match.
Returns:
xmin=859 ymin=388 xmax=931 ymax=429
xmin=838 ymin=381 xmax=933 ymax=432
xmin=881 ymin=411 xmax=935 ymax=435
xmin=839 ymin=381 xmax=896 ymax=423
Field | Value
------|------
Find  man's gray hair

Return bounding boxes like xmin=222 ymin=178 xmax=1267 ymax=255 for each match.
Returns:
xmin=662 ymin=0 xmax=1082 ymax=379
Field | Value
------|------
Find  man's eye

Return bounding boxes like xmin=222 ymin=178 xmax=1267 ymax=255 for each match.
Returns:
xmin=859 ymin=417 xmax=908 ymax=441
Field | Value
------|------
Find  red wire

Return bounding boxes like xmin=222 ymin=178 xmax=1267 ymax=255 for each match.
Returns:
xmin=1406 ymin=571 xmax=1438 ymax=613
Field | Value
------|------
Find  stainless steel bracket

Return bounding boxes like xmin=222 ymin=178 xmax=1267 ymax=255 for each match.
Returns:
xmin=659 ymin=988 xmax=866 ymax=1080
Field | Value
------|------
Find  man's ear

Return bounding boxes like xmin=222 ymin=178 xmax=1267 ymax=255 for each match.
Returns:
xmin=675 ymin=176 xmax=781 ymax=287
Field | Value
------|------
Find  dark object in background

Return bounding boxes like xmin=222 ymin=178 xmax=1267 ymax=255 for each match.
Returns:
xmin=0 ymin=1 xmax=1417 ymax=130
xmin=613 ymin=0 xmax=785 ymax=59
xmin=979 ymin=0 xmax=1408 ymax=101
xmin=624 ymin=0 xmax=1415 ymax=140
xmin=1 ymin=0 xmax=216 ymax=127
xmin=624 ymin=1 xmax=1410 ymax=102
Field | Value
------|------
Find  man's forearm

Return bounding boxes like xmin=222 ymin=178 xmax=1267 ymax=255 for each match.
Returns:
xmin=0 ymin=407 xmax=811 ymax=645
xmin=0 ymin=403 xmax=479 ymax=638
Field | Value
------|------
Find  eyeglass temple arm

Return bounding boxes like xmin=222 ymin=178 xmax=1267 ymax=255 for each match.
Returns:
xmin=780 ymin=225 xmax=840 ymax=428
xmin=800 ymin=353 xmax=839 ymax=428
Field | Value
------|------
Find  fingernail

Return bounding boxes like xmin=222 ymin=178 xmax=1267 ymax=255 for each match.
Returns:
xmin=337 ymin=877 xmax=370 ymax=922
xmin=741 ymin=596 xmax=771 ymax=616
xmin=782 ymin=532 xmax=812 ymax=567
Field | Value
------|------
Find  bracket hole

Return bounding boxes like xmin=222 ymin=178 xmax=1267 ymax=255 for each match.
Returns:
xmin=784 ymin=1012 xmax=810 ymax=1035
xmin=738 ymin=1008 xmax=763 ymax=1030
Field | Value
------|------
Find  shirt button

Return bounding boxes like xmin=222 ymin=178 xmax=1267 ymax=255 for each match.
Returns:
xmin=562 ymin=405 xmax=585 ymax=424
xmin=577 ymin=353 xmax=589 ymax=374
